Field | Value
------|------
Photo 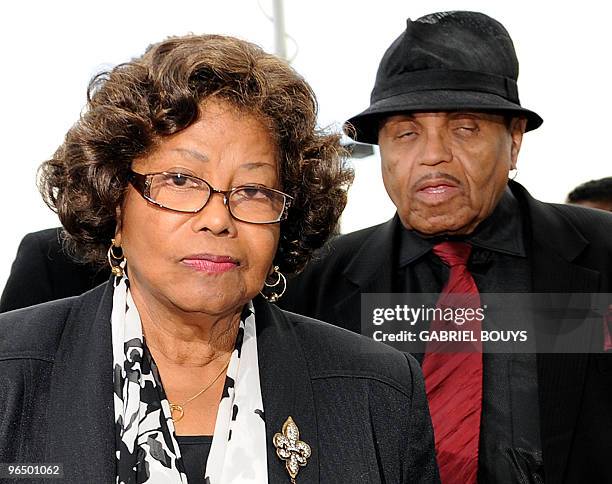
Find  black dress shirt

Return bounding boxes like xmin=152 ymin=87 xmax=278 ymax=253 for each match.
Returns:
xmin=396 ymin=189 xmax=544 ymax=483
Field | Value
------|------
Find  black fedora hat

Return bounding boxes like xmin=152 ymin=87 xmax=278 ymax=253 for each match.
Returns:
xmin=345 ymin=11 xmax=543 ymax=145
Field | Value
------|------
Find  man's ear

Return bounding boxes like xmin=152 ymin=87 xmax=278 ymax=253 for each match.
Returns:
xmin=509 ymin=117 xmax=527 ymax=169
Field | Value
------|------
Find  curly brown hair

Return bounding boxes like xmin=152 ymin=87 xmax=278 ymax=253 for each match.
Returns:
xmin=38 ymin=34 xmax=353 ymax=275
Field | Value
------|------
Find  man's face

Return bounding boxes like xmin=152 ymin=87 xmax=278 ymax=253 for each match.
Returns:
xmin=378 ymin=111 xmax=526 ymax=235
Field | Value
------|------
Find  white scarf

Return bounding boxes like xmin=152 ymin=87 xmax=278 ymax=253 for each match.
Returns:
xmin=110 ymin=274 xmax=268 ymax=483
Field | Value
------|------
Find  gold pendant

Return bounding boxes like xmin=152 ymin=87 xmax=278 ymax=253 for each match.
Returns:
xmin=170 ymin=403 xmax=185 ymax=422
xmin=273 ymin=416 xmax=311 ymax=482
xmin=111 ymin=266 xmax=124 ymax=277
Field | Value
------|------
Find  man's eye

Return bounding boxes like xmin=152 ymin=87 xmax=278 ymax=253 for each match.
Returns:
xmin=397 ymin=131 xmax=416 ymax=138
xmin=455 ymin=125 xmax=478 ymax=133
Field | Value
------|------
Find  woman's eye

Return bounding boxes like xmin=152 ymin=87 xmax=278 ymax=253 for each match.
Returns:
xmin=168 ymin=174 xmax=189 ymax=187
xmin=240 ymin=187 xmax=267 ymax=199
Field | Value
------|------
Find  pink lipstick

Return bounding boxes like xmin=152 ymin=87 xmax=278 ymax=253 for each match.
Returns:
xmin=182 ymin=254 xmax=238 ymax=273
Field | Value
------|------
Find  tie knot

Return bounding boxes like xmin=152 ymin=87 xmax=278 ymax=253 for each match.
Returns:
xmin=432 ymin=241 xmax=472 ymax=267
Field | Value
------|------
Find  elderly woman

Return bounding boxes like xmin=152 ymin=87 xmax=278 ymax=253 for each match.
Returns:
xmin=0 ymin=35 xmax=438 ymax=483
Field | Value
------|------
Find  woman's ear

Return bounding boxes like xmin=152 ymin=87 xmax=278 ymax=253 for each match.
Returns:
xmin=114 ymin=205 xmax=123 ymax=246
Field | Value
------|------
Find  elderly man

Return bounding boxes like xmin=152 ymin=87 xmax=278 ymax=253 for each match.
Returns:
xmin=281 ymin=11 xmax=612 ymax=484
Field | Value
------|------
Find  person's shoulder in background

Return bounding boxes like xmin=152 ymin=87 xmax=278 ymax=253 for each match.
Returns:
xmin=0 ymin=227 xmax=109 ymax=312
xmin=546 ymin=203 xmax=612 ymax=297
xmin=549 ymin=201 xmax=612 ymax=254
xmin=280 ymin=219 xmax=395 ymax=323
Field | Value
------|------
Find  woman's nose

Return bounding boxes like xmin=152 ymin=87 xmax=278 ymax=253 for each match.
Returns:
xmin=191 ymin=191 xmax=236 ymax=236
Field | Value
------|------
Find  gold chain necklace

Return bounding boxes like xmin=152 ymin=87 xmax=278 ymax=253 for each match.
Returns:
xmin=169 ymin=358 xmax=231 ymax=422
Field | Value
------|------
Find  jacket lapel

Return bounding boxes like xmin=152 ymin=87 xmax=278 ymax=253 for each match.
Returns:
xmin=512 ymin=181 xmax=600 ymax=483
xmin=255 ymin=297 xmax=320 ymax=483
xmin=332 ymin=217 xmax=397 ymax=327
xmin=45 ymin=282 xmax=116 ymax=483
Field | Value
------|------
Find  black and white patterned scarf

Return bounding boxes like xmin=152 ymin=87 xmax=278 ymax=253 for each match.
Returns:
xmin=111 ymin=274 xmax=268 ymax=483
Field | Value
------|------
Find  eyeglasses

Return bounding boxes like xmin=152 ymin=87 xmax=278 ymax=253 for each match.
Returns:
xmin=127 ymin=170 xmax=293 ymax=224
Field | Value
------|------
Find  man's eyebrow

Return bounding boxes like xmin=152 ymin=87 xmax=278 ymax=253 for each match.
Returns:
xmin=171 ymin=148 xmax=209 ymax=162
xmin=391 ymin=114 xmax=417 ymax=122
xmin=448 ymin=112 xmax=480 ymax=119
xmin=448 ymin=112 xmax=504 ymax=122
xmin=380 ymin=115 xmax=417 ymax=130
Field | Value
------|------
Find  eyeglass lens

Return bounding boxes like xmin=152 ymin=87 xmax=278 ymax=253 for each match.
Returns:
xmin=148 ymin=173 xmax=287 ymax=223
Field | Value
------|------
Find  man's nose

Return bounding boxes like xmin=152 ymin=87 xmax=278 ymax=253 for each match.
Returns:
xmin=419 ymin=129 xmax=452 ymax=166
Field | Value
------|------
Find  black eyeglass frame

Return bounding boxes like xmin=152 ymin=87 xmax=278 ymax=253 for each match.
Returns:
xmin=127 ymin=170 xmax=294 ymax=224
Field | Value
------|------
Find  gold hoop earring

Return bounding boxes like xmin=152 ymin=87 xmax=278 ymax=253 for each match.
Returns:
xmin=260 ymin=265 xmax=287 ymax=303
xmin=509 ymin=168 xmax=518 ymax=181
xmin=107 ymin=238 xmax=125 ymax=277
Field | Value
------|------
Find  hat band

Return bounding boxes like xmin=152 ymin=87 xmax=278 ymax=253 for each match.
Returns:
xmin=371 ymin=69 xmax=520 ymax=104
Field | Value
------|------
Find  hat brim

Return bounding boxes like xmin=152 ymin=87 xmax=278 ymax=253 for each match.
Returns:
xmin=344 ymin=90 xmax=543 ymax=145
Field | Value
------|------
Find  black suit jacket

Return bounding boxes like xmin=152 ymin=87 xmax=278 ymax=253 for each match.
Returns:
xmin=0 ymin=228 xmax=109 ymax=312
xmin=281 ymin=181 xmax=612 ymax=484
xmin=0 ymin=282 xmax=439 ymax=483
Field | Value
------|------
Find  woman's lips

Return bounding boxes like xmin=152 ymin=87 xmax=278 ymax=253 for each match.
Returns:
xmin=182 ymin=254 xmax=239 ymax=273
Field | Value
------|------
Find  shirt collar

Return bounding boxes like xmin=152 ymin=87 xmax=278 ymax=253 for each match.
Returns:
xmin=398 ymin=187 xmax=526 ymax=267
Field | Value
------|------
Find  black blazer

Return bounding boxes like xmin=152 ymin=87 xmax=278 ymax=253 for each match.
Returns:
xmin=0 ymin=228 xmax=109 ymax=312
xmin=0 ymin=282 xmax=439 ymax=483
xmin=281 ymin=181 xmax=612 ymax=484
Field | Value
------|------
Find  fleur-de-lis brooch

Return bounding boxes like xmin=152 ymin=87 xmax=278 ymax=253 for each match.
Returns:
xmin=273 ymin=416 xmax=311 ymax=483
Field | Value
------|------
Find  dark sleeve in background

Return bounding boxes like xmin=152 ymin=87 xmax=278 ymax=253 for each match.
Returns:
xmin=0 ymin=228 xmax=109 ymax=312
xmin=402 ymin=353 xmax=440 ymax=483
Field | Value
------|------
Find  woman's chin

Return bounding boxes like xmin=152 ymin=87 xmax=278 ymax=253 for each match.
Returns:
xmin=166 ymin=287 xmax=249 ymax=317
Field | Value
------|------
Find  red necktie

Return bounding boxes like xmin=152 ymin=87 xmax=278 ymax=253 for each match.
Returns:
xmin=422 ymin=241 xmax=483 ymax=484
xmin=605 ymin=305 xmax=612 ymax=351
